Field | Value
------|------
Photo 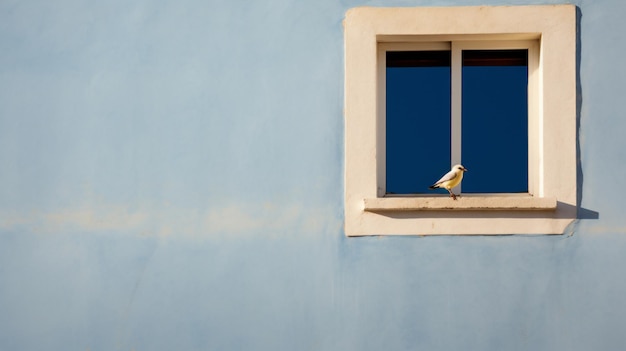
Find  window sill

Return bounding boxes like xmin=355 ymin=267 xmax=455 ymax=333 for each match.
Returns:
xmin=364 ymin=195 xmax=556 ymax=212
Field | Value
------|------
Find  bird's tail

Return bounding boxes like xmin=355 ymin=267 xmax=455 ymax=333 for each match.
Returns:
xmin=428 ymin=185 xmax=438 ymax=189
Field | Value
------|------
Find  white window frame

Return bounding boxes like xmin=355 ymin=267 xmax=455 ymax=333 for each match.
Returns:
xmin=344 ymin=5 xmax=577 ymax=236
xmin=380 ymin=40 xmax=538 ymax=195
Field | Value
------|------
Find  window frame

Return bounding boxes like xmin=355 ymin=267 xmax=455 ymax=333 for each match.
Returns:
xmin=380 ymin=40 xmax=537 ymax=195
xmin=344 ymin=5 xmax=577 ymax=236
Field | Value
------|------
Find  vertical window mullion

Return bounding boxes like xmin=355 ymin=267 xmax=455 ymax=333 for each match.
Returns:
xmin=450 ymin=42 xmax=463 ymax=193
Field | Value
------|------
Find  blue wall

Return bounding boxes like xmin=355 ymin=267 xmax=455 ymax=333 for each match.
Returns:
xmin=1 ymin=0 xmax=625 ymax=350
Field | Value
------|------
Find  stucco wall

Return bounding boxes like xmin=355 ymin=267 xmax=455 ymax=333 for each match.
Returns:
xmin=0 ymin=0 xmax=625 ymax=350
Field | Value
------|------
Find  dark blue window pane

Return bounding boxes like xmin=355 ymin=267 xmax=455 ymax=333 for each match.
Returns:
xmin=461 ymin=50 xmax=528 ymax=193
xmin=386 ymin=51 xmax=451 ymax=194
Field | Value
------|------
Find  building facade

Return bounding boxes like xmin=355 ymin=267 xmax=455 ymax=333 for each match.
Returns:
xmin=0 ymin=0 xmax=624 ymax=350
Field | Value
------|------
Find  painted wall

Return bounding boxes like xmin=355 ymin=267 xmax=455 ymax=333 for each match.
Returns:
xmin=0 ymin=0 xmax=624 ymax=350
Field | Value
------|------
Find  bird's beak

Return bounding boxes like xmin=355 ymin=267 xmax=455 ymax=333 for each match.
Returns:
xmin=463 ymin=168 xmax=468 ymax=172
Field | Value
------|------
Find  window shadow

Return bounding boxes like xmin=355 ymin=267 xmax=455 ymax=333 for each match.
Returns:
xmin=576 ymin=7 xmax=599 ymax=220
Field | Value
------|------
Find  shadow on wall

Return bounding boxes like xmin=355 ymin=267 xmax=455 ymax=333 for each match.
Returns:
xmin=576 ymin=6 xmax=599 ymax=221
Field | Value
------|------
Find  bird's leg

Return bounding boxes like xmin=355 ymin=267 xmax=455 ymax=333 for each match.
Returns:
xmin=447 ymin=189 xmax=457 ymax=200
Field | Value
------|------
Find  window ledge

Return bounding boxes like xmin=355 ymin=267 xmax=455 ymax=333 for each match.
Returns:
xmin=364 ymin=195 xmax=557 ymax=212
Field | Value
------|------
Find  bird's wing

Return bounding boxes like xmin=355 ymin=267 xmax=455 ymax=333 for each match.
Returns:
xmin=434 ymin=169 xmax=458 ymax=185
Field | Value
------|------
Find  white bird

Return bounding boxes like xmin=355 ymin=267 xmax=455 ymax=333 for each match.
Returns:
xmin=428 ymin=164 xmax=468 ymax=200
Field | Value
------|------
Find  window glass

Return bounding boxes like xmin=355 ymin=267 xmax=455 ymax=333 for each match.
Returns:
xmin=386 ymin=51 xmax=451 ymax=194
xmin=461 ymin=49 xmax=528 ymax=193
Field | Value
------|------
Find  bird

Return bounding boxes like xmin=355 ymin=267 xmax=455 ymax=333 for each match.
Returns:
xmin=428 ymin=164 xmax=468 ymax=200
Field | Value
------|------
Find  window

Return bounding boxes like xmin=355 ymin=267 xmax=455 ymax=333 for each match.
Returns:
xmin=344 ymin=5 xmax=577 ymax=236
xmin=461 ymin=49 xmax=529 ymax=193
xmin=386 ymin=49 xmax=451 ymax=195
xmin=385 ymin=45 xmax=530 ymax=195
